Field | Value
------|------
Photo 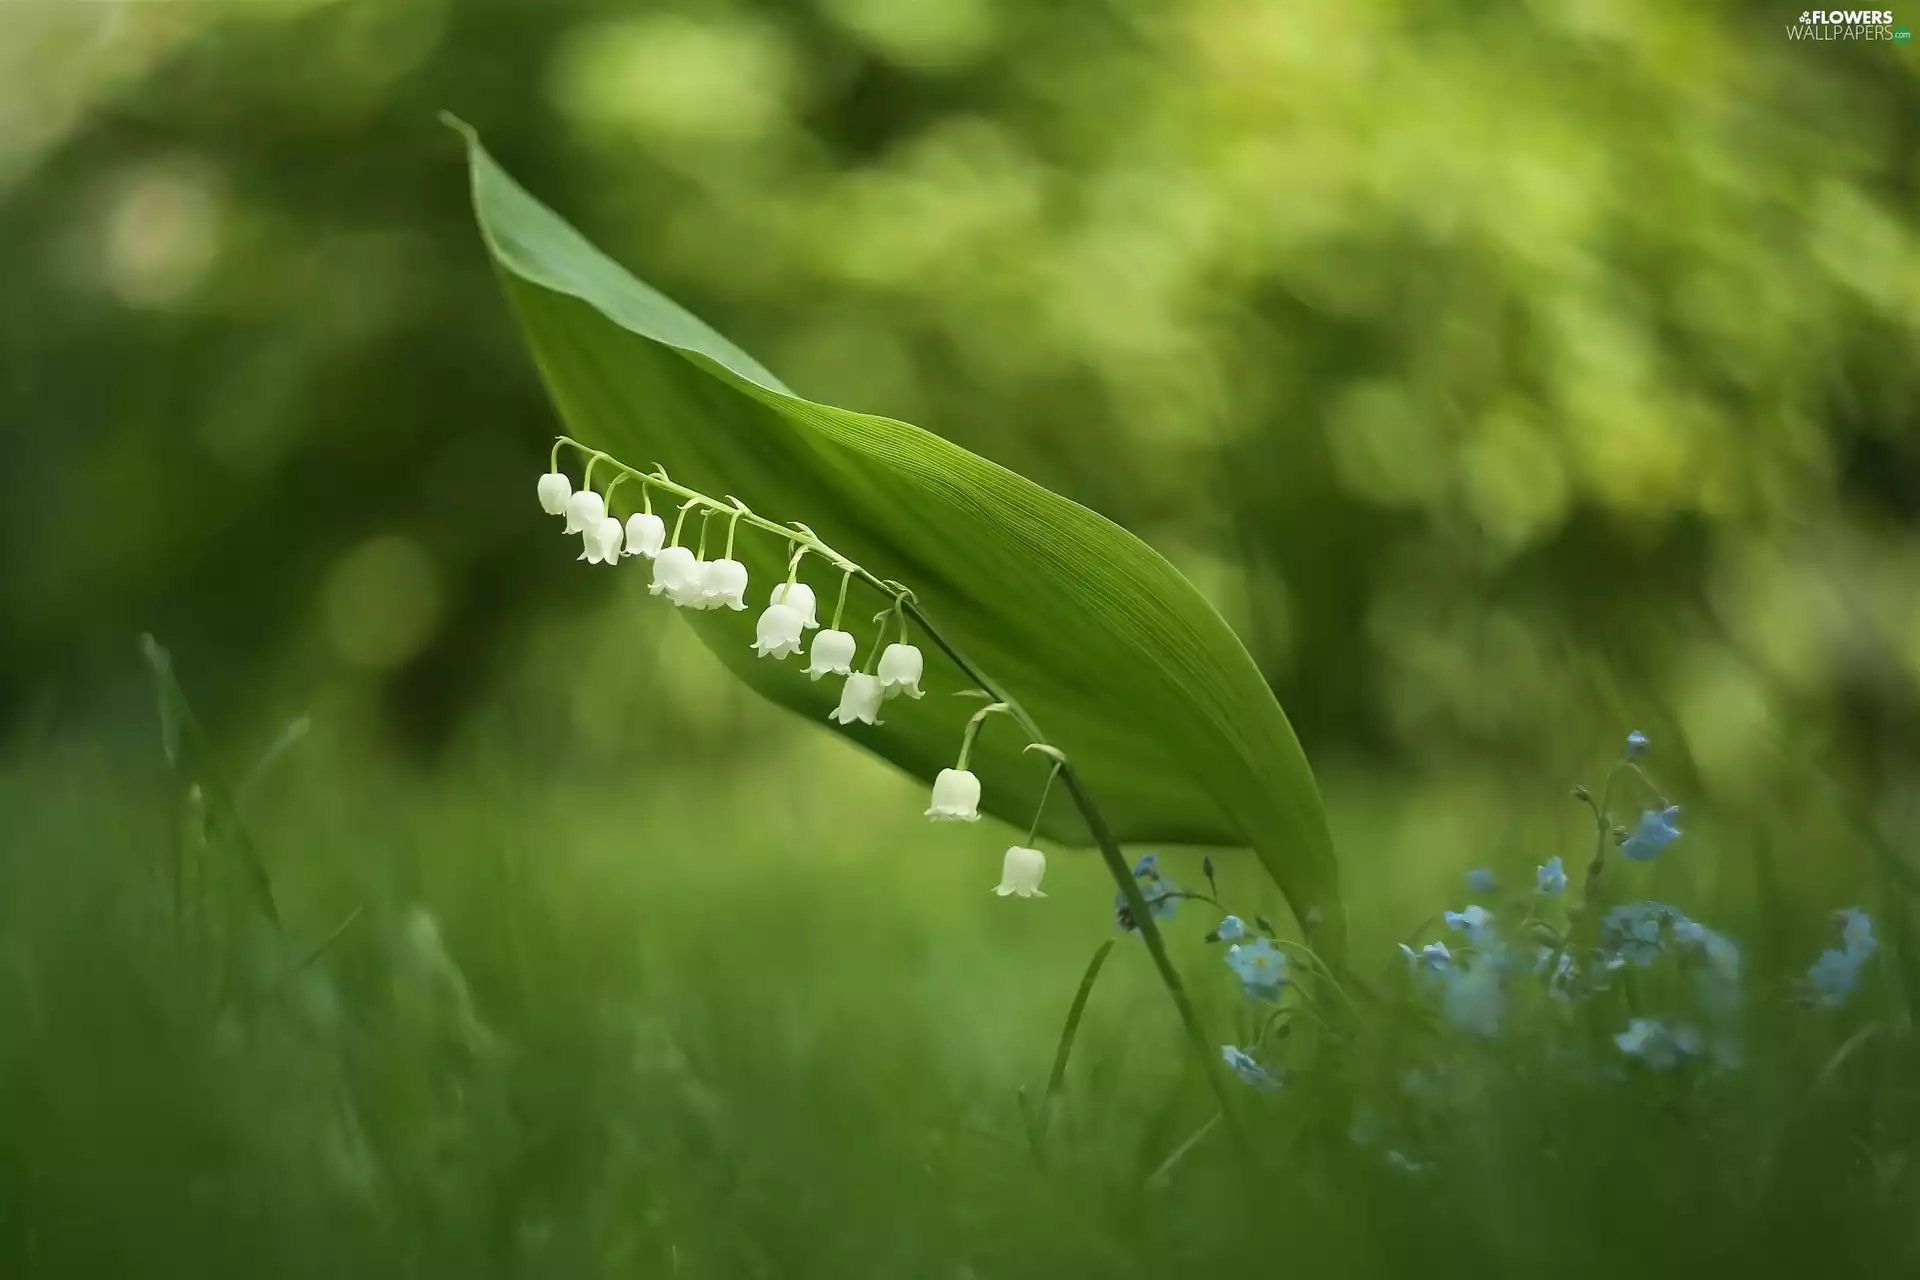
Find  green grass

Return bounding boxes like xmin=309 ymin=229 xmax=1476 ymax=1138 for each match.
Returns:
xmin=1 ymin=645 xmax=1916 ymax=1278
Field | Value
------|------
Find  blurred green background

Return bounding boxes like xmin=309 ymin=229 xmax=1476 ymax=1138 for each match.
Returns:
xmin=3 ymin=1 xmax=1920 ymax=1274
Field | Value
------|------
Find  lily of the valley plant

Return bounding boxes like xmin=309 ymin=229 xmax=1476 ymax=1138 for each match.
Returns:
xmin=537 ymin=436 xmax=1287 ymax=1131
xmin=538 ymin=439 xmax=1065 ymax=899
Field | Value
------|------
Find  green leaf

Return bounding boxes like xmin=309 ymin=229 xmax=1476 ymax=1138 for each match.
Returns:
xmin=454 ymin=124 xmax=1341 ymax=946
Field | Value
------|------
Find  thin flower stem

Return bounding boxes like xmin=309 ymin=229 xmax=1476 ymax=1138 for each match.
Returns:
xmin=1581 ymin=762 xmax=1625 ymax=907
xmin=695 ymin=509 xmax=713 ymax=560
xmin=670 ymin=498 xmax=698 ymax=548
xmin=831 ymin=569 xmax=852 ymax=630
xmin=604 ymin=473 xmax=628 ymax=506
xmin=1053 ymin=763 xmax=1251 ymax=1157
xmin=724 ymin=500 xmax=746 ymax=559
xmin=956 ymin=703 xmax=1010 ymax=771
xmin=1024 ymin=762 xmax=1062 ymax=845
xmin=1261 ymin=939 xmax=1350 ymax=1003
xmin=896 ymin=599 xmax=1249 ymax=1156
xmin=1619 ymin=760 xmax=1667 ymax=806
xmin=641 ymin=478 xmax=653 ymax=516
xmin=859 ymin=623 xmax=886 ymax=675
xmin=549 ymin=437 xmax=565 ymax=472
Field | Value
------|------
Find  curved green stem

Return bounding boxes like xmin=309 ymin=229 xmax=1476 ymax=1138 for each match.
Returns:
xmin=900 ymin=599 xmax=1248 ymax=1153
xmin=670 ymin=498 xmax=698 ymax=549
xmin=1024 ymin=762 xmax=1061 ymax=846
xmin=724 ymin=500 xmax=746 ymax=560
xmin=830 ymin=569 xmax=852 ymax=631
xmin=955 ymin=702 xmax=1009 ymax=770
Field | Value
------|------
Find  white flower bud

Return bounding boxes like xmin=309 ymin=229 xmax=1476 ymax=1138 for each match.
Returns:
xmin=876 ymin=643 xmax=924 ymax=699
xmin=623 ymin=512 xmax=666 ymax=558
xmin=828 ymin=672 xmax=885 ymax=726
xmin=752 ymin=603 xmax=805 ymax=659
xmin=537 ymin=472 xmax=572 ymax=516
xmin=806 ymin=629 xmax=857 ymax=681
xmin=564 ymin=489 xmax=604 ymax=535
xmin=701 ymin=558 xmax=749 ymax=611
xmin=994 ymin=845 xmax=1047 ymax=898
xmin=649 ymin=546 xmax=699 ymax=597
xmin=926 ymin=767 xmax=981 ymax=821
xmin=768 ymin=581 xmax=818 ymax=628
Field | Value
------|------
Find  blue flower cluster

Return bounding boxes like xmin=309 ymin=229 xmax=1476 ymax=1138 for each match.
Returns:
xmin=1806 ymin=908 xmax=1877 ymax=1007
xmin=1118 ymin=852 xmax=1299 ymax=1090
xmin=1302 ymin=729 xmax=1886 ymax=1174
xmin=1398 ymin=913 xmax=1508 ymax=1035
xmin=1123 ymin=730 xmax=1883 ymax=1145
xmin=1615 ymin=1017 xmax=1704 ymax=1070
xmin=1114 ymin=853 xmax=1179 ymax=932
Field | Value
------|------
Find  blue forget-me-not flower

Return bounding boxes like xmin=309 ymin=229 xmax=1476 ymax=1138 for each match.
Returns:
xmin=1602 ymin=903 xmax=1665 ymax=967
xmin=1221 ymin=1045 xmax=1280 ymax=1091
xmin=1536 ymin=856 xmax=1566 ymax=896
xmin=1806 ymin=907 xmax=1877 ymax=1007
xmin=1399 ymin=940 xmax=1453 ymax=974
xmin=1615 ymin=1018 xmax=1703 ymax=1069
xmin=1620 ymin=806 xmax=1683 ymax=862
xmin=1115 ymin=853 xmax=1179 ymax=930
xmin=1226 ymin=937 xmax=1288 ymax=1000
xmin=1443 ymin=904 xmax=1495 ymax=946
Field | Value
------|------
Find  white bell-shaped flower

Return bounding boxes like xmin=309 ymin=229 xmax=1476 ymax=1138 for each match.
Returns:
xmin=828 ymin=672 xmax=885 ymax=726
xmin=669 ymin=561 xmax=710 ymax=607
xmin=752 ymin=603 xmax=805 ymax=659
xmin=623 ymin=512 xmax=666 ymax=559
xmin=537 ymin=472 xmax=571 ymax=516
xmin=806 ymin=629 xmax=857 ymax=681
xmin=994 ymin=845 xmax=1047 ymax=898
xmin=768 ymin=581 xmax=819 ymax=628
xmin=701 ymin=558 xmax=749 ymax=611
xmin=926 ymin=767 xmax=981 ymax=821
xmin=649 ymin=546 xmax=699 ymax=597
xmin=564 ymin=489 xmax=604 ymax=535
xmin=877 ymin=642 xmax=925 ymax=699
xmin=579 ymin=515 xmax=623 ymax=565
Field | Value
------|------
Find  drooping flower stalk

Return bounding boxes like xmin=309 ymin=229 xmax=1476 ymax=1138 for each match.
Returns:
xmin=1024 ymin=759 xmax=1061 ymax=847
xmin=769 ymin=547 xmax=819 ymax=626
xmin=545 ymin=436 xmax=1251 ymax=1145
xmin=829 ymin=567 xmax=852 ymax=631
